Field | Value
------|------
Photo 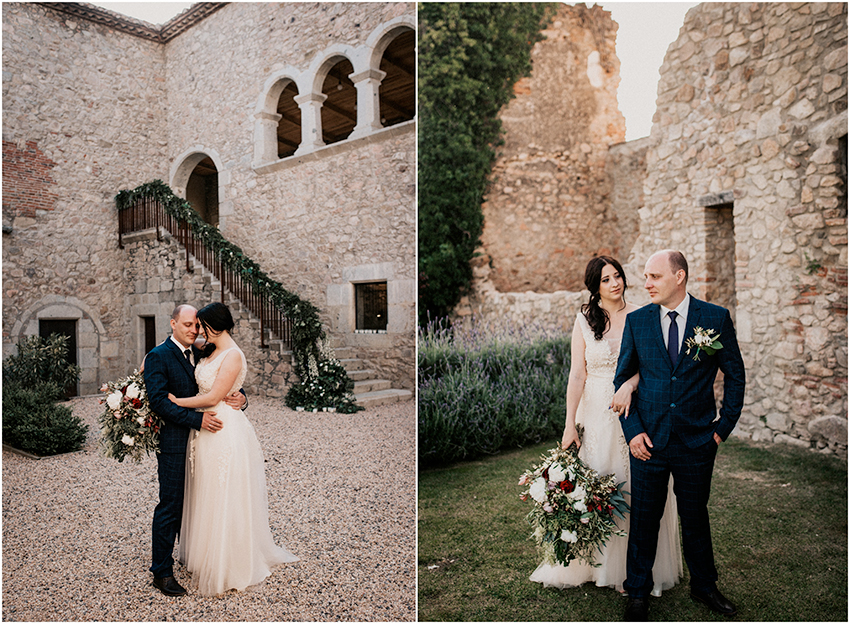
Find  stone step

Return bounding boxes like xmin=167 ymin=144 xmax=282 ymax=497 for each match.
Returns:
xmin=355 ymin=388 xmax=413 ymax=408
xmin=339 ymin=358 xmax=365 ymax=371
xmin=353 ymin=378 xmax=392 ymax=394
xmin=347 ymin=368 xmax=377 ymax=382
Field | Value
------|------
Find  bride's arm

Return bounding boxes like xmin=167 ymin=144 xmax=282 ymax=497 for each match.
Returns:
xmin=561 ymin=317 xmax=587 ymax=450
xmin=170 ymin=351 xmax=243 ymax=409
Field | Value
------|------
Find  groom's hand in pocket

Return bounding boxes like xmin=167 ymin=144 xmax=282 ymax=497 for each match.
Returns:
xmin=201 ymin=411 xmax=223 ymax=433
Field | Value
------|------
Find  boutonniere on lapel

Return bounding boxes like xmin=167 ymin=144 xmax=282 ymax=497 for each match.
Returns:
xmin=684 ymin=326 xmax=723 ymax=361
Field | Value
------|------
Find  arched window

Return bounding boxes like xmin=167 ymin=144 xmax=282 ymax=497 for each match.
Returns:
xmin=379 ymin=28 xmax=415 ymax=127
xmin=186 ymin=157 xmax=219 ymax=227
xmin=276 ymin=81 xmax=301 ymax=159
xmin=320 ymin=58 xmax=356 ymax=145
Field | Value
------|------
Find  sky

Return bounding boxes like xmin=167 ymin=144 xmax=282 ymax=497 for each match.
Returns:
xmin=90 ymin=1 xmax=699 ymax=141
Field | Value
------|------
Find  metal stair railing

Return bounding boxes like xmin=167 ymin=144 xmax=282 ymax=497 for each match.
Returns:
xmin=118 ymin=195 xmax=292 ymax=349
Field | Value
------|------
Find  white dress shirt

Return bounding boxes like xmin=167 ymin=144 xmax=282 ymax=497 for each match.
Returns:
xmin=660 ymin=293 xmax=690 ymax=354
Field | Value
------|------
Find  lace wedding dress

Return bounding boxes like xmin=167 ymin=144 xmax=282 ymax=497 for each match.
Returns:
xmin=530 ymin=314 xmax=682 ymax=595
xmin=179 ymin=346 xmax=298 ymax=595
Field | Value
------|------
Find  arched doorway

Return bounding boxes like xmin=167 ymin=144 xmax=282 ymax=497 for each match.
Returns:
xmin=185 ymin=157 xmax=219 ymax=227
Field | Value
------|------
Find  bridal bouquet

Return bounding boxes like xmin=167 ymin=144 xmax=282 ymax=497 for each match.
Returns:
xmin=99 ymin=370 xmax=162 ymax=463
xmin=518 ymin=434 xmax=630 ymax=567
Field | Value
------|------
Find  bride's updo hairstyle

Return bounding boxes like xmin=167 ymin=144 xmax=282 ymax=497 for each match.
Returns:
xmin=580 ymin=256 xmax=627 ymax=341
xmin=196 ymin=302 xmax=235 ymax=358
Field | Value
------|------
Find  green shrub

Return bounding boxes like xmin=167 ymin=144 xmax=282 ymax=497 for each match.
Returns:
xmin=418 ymin=318 xmax=570 ymax=467
xmin=3 ymin=333 xmax=81 ymax=400
xmin=2 ymin=382 xmax=89 ymax=456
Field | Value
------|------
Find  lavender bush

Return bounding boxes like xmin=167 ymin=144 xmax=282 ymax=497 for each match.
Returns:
xmin=418 ymin=317 xmax=570 ymax=467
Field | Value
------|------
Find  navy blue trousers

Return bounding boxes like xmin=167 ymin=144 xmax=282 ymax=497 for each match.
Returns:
xmin=624 ymin=432 xmax=719 ymax=598
xmin=150 ymin=451 xmax=186 ymax=579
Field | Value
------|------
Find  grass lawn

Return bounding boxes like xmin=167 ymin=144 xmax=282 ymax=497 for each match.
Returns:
xmin=418 ymin=437 xmax=848 ymax=621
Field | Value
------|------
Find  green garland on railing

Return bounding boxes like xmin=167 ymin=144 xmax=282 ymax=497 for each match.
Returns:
xmin=116 ymin=179 xmax=362 ymax=413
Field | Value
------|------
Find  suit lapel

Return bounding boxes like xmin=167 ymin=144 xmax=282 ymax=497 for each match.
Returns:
xmin=166 ymin=338 xmax=196 ymax=379
xmin=647 ymin=304 xmax=670 ymax=368
xmin=674 ymin=295 xmax=703 ymax=373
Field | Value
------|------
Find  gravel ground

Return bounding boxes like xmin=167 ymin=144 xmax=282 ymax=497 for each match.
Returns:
xmin=2 ymin=396 xmax=416 ymax=622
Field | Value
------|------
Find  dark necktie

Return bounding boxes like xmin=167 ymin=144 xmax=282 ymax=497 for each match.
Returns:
xmin=183 ymin=348 xmax=193 ymax=367
xmin=667 ymin=311 xmax=679 ymax=366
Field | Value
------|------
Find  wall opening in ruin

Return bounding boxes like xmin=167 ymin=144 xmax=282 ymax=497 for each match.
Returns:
xmin=321 ymin=58 xmax=357 ymax=145
xmin=185 ymin=156 xmax=219 ymax=227
xmin=276 ymin=81 xmax=302 ymax=159
xmin=378 ymin=28 xmax=415 ymax=128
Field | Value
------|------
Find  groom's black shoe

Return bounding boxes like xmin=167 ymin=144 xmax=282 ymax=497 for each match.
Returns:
xmin=624 ymin=597 xmax=649 ymax=621
xmin=152 ymin=576 xmax=187 ymax=597
xmin=690 ymin=587 xmax=737 ymax=617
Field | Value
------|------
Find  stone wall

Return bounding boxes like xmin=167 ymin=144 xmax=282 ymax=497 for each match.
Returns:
xmin=162 ymin=2 xmax=415 ymax=391
xmin=478 ymin=3 xmax=627 ymax=294
xmin=2 ymin=2 xmax=415 ymax=394
xmin=122 ymin=230 xmax=293 ymax=397
xmin=626 ymin=2 xmax=848 ymax=456
xmin=2 ymin=2 xmax=169 ymax=394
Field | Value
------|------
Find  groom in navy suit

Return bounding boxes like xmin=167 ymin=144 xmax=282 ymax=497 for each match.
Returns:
xmin=614 ymin=250 xmax=745 ymax=621
xmin=143 ymin=304 xmax=246 ymax=596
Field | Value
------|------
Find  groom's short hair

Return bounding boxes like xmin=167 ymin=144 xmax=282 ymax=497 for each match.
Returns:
xmin=667 ymin=250 xmax=689 ymax=283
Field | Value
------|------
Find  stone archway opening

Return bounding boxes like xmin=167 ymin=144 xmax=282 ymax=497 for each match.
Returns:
xmin=276 ymin=81 xmax=301 ymax=159
xmin=186 ymin=156 xmax=219 ymax=227
xmin=320 ymin=58 xmax=357 ymax=145
xmin=379 ymin=28 xmax=415 ymax=127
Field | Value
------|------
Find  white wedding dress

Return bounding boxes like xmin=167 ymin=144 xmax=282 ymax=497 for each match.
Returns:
xmin=530 ymin=313 xmax=682 ymax=595
xmin=179 ymin=346 xmax=299 ymax=595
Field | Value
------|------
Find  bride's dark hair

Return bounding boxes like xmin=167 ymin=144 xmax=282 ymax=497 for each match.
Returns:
xmin=196 ymin=302 xmax=235 ymax=358
xmin=580 ymin=256 xmax=627 ymax=341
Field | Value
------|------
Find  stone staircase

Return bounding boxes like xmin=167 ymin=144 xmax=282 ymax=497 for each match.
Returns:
xmin=331 ymin=340 xmax=413 ymax=409
xmin=192 ymin=254 xmax=411 ymax=408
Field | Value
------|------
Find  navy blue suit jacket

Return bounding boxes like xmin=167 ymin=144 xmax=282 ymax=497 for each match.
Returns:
xmin=143 ymin=339 xmax=204 ymax=454
xmin=614 ymin=296 xmax=746 ymax=450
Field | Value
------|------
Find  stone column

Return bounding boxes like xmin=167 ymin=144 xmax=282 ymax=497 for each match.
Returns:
xmin=294 ymin=92 xmax=328 ymax=154
xmin=348 ymin=68 xmax=386 ymax=139
xmin=253 ymin=111 xmax=283 ymax=164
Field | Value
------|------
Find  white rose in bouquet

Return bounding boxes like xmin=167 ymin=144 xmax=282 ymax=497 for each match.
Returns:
xmin=548 ymin=462 xmax=567 ymax=483
xmin=126 ymin=382 xmax=141 ymax=399
xmin=137 ymin=416 xmax=146 ymax=426
xmin=529 ymin=477 xmax=549 ymax=504
xmin=560 ymin=529 xmax=578 ymax=543
xmin=568 ymin=485 xmax=587 ymax=502
xmin=121 ymin=434 xmax=135 ymax=446
xmin=106 ymin=392 xmax=122 ymax=410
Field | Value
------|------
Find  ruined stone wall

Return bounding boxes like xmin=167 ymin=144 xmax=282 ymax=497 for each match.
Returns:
xmin=163 ymin=2 xmax=416 ymax=390
xmin=2 ymin=2 xmax=169 ymax=394
xmin=478 ymin=3 xmax=626 ymax=294
xmin=626 ymin=2 xmax=848 ymax=456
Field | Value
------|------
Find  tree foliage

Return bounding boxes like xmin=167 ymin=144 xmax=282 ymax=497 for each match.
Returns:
xmin=418 ymin=2 xmax=555 ymax=324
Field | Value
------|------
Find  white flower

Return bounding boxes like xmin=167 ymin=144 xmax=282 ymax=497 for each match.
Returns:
xmin=137 ymin=416 xmax=146 ymax=425
xmin=121 ymin=434 xmax=135 ymax=446
xmin=106 ymin=392 xmax=122 ymax=410
xmin=574 ymin=500 xmax=588 ymax=513
xmin=529 ymin=477 xmax=548 ymax=504
xmin=560 ymin=529 xmax=578 ymax=543
xmin=568 ymin=485 xmax=587 ymax=502
xmin=125 ymin=382 xmax=141 ymax=399
xmin=548 ymin=462 xmax=567 ymax=483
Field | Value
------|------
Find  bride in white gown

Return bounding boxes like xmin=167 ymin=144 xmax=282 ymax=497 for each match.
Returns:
xmin=530 ymin=257 xmax=681 ymax=596
xmin=169 ymin=302 xmax=298 ymax=595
